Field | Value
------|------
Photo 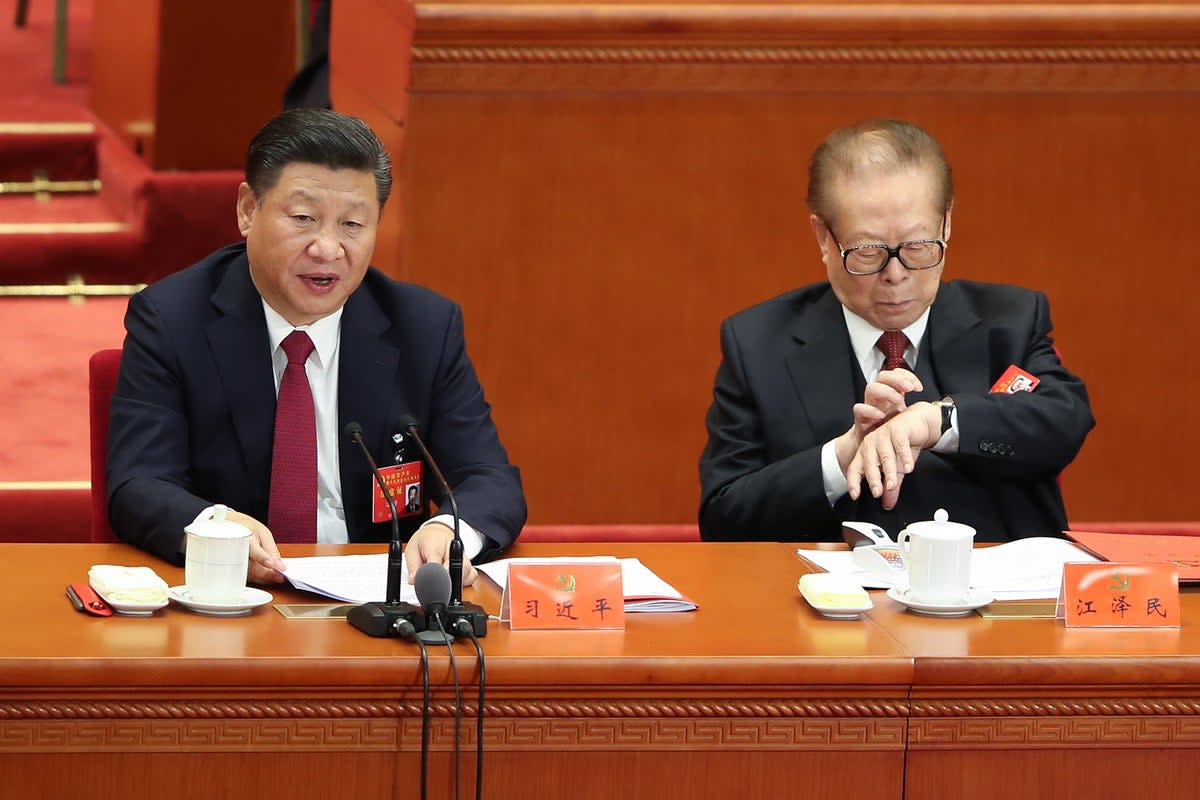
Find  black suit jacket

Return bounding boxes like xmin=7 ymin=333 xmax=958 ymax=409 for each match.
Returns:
xmin=107 ymin=243 xmax=526 ymax=564
xmin=699 ymin=280 xmax=1093 ymax=542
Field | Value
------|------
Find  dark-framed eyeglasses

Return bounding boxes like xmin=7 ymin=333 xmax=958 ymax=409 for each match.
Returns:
xmin=827 ymin=217 xmax=948 ymax=276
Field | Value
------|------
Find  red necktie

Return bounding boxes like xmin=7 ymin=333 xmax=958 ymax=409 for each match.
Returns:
xmin=877 ymin=330 xmax=911 ymax=372
xmin=268 ymin=331 xmax=317 ymax=543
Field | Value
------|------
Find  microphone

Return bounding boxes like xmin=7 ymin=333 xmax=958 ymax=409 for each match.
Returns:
xmin=400 ymin=415 xmax=488 ymax=636
xmin=413 ymin=562 xmax=453 ymax=646
xmin=344 ymin=421 xmax=427 ymax=637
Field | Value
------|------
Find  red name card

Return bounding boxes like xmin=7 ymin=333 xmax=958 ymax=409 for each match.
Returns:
xmin=1057 ymin=562 xmax=1179 ymax=628
xmin=501 ymin=561 xmax=625 ymax=630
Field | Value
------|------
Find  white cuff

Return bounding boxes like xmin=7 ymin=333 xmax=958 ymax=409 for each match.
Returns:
xmin=820 ymin=439 xmax=850 ymax=506
xmin=423 ymin=514 xmax=485 ymax=560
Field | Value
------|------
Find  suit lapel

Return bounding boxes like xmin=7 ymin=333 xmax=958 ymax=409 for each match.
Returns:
xmin=928 ymin=281 xmax=990 ymax=395
xmin=337 ymin=284 xmax=403 ymax=533
xmin=785 ymin=289 xmax=858 ymax=437
xmin=206 ymin=257 xmax=275 ymax=491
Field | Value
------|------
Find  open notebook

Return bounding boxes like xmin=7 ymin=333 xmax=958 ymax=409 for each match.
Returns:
xmin=477 ymin=556 xmax=697 ymax=613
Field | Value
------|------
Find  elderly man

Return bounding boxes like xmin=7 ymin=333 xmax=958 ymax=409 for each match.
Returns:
xmin=699 ymin=119 xmax=1092 ymax=542
xmin=107 ymin=108 xmax=526 ymax=583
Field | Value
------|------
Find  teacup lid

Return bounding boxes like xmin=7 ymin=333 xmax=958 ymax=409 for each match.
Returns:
xmin=184 ymin=504 xmax=252 ymax=539
xmin=903 ymin=508 xmax=976 ymax=540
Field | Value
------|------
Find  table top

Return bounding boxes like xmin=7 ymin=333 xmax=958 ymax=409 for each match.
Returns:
xmin=5 ymin=541 xmax=1199 ymax=696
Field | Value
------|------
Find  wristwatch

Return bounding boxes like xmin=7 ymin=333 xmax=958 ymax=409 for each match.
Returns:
xmin=931 ymin=398 xmax=955 ymax=436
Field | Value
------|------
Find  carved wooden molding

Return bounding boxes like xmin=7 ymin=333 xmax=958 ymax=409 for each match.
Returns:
xmin=0 ymin=719 xmax=398 ymax=753
xmin=405 ymin=717 xmax=907 ymax=750
xmin=413 ymin=45 xmax=1200 ymax=66
xmin=911 ymin=698 xmax=1200 ymax=717
xmin=410 ymin=47 xmax=1200 ymax=93
xmin=909 ymin=717 xmax=1200 ymax=748
xmin=0 ymin=698 xmax=908 ymax=753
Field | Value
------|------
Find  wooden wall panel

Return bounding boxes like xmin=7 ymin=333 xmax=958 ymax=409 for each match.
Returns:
xmin=91 ymin=0 xmax=296 ymax=169
xmin=334 ymin=1 xmax=1200 ymax=525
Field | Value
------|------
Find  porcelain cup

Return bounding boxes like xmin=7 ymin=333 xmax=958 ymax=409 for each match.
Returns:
xmin=184 ymin=504 xmax=251 ymax=604
xmin=896 ymin=509 xmax=976 ymax=605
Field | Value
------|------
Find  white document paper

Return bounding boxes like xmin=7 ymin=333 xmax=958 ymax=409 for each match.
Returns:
xmin=798 ymin=537 xmax=1099 ymax=600
xmin=476 ymin=556 xmax=697 ymax=612
xmin=281 ymin=553 xmax=418 ymax=605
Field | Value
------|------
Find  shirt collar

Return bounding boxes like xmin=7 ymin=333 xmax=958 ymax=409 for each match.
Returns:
xmin=841 ymin=304 xmax=931 ymax=371
xmin=261 ymin=301 xmax=343 ymax=368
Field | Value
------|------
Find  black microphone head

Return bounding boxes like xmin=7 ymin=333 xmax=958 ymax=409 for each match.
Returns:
xmin=399 ymin=414 xmax=418 ymax=434
xmin=345 ymin=421 xmax=364 ymax=440
xmin=414 ymin=562 xmax=452 ymax=611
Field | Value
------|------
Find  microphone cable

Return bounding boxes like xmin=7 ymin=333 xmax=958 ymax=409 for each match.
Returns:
xmin=396 ymin=618 xmax=432 ymax=800
xmin=432 ymin=611 xmax=463 ymax=800
xmin=452 ymin=618 xmax=486 ymax=800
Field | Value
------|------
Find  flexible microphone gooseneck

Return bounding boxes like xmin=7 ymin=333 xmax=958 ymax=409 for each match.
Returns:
xmin=344 ymin=421 xmax=426 ymax=637
xmin=400 ymin=415 xmax=488 ymax=636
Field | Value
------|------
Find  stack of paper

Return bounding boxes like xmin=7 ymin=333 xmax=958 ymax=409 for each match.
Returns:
xmin=798 ymin=537 xmax=1098 ymax=601
xmin=281 ymin=553 xmax=417 ymax=604
xmin=476 ymin=556 xmax=697 ymax=612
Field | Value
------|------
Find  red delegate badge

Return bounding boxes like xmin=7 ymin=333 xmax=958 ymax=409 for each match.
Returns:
xmin=372 ymin=461 xmax=425 ymax=522
xmin=991 ymin=364 xmax=1040 ymax=394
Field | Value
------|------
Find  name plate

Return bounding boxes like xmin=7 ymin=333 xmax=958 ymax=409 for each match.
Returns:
xmin=1057 ymin=561 xmax=1179 ymax=628
xmin=501 ymin=561 xmax=625 ymax=630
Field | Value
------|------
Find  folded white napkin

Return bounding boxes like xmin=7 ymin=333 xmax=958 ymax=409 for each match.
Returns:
xmin=88 ymin=565 xmax=170 ymax=605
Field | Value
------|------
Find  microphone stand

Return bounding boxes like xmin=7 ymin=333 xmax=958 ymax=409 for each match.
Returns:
xmin=402 ymin=417 xmax=488 ymax=636
xmin=345 ymin=422 xmax=426 ymax=637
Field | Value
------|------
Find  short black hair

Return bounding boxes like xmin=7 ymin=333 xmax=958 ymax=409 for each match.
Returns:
xmin=244 ymin=108 xmax=393 ymax=206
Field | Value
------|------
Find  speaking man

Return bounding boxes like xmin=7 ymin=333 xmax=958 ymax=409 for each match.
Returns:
xmin=699 ymin=119 xmax=1092 ymax=542
xmin=107 ymin=108 xmax=526 ymax=583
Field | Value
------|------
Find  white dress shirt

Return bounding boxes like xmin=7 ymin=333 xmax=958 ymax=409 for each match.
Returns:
xmin=820 ymin=305 xmax=959 ymax=504
xmin=261 ymin=301 xmax=485 ymax=557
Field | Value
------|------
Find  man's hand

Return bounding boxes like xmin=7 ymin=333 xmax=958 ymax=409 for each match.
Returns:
xmin=834 ymin=369 xmax=924 ymax=473
xmin=846 ymin=401 xmax=943 ymax=509
xmin=225 ymin=510 xmax=288 ymax=585
xmin=405 ymin=522 xmax=478 ymax=586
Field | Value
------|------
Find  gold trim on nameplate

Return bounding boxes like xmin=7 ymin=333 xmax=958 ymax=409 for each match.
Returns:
xmin=0 ymin=481 xmax=91 ymax=490
xmin=976 ymin=601 xmax=1059 ymax=619
xmin=275 ymin=604 xmax=356 ymax=619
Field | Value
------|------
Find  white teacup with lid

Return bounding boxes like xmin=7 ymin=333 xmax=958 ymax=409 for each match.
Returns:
xmin=184 ymin=504 xmax=251 ymax=604
xmin=897 ymin=509 xmax=975 ymax=605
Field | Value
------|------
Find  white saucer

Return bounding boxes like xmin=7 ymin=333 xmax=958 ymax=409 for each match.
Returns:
xmin=886 ymin=587 xmax=994 ymax=617
xmin=168 ymin=586 xmax=273 ymax=616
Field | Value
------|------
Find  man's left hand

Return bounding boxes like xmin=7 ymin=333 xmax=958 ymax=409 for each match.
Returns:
xmin=846 ymin=401 xmax=943 ymax=509
xmin=404 ymin=522 xmax=479 ymax=586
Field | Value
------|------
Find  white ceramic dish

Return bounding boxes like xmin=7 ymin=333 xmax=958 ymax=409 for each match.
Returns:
xmin=168 ymin=586 xmax=273 ymax=616
xmin=89 ymin=583 xmax=168 ymax=616
xmin=798 ymin=573 xmax=874 ymax=619
xmin=886 ymin=586 xmax=994 ymax=617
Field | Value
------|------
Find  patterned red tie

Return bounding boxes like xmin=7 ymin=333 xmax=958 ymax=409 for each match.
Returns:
xmin=877 ymin=330 xmax=911 ymax=372
xmin=268 ymin=331 xmax=317 ymax=543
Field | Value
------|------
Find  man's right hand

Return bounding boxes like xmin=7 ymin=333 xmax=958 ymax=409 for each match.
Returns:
xmin=834 ymin=369 xmax=924 ymax=474
xmin=225 ymin=510 xmax=288 ymax=585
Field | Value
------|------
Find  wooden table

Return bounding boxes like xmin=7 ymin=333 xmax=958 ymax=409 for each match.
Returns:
xmin=0 ymin=542 xmax=912 ymax=800
xmin=3 ymin=541 xmax=1198 ymax=799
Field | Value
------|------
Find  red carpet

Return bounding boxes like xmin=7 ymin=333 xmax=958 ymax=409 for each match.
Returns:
xmin=0 ymin=297 xmax=127 ymax=482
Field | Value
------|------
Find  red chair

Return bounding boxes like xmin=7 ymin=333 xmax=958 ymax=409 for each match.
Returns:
xmin=88 ymin=349 xmax=122 ymax=543
xmin=519 ymin=524 xmax=700 ymax=543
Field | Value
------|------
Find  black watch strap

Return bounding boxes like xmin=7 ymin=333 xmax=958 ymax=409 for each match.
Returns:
xmin=935 ymin=399 xmax=954 ymax=436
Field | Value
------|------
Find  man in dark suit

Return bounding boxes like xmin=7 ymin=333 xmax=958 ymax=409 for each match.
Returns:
xmin=108 ymin=108 xmax=526 ymax=584
xmin=699 ymin=119 xmax=1093 ymax=542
